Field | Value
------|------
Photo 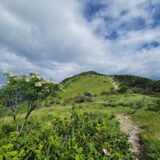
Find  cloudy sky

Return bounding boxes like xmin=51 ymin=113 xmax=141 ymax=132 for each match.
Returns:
xmin=0 ymin=0 xmax=160 ymax=82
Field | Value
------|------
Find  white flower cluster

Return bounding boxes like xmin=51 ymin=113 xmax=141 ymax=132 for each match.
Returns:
xmin=30 ymin=72 xmax=42 ymax=80
xmin=36 ymin=75 xmax=41 ymax=80
xmin=4 ymin=71 xmax=19 ymax=80
xmin=8 ymin=72 xmax=14 ymax=78
xmin=35 ymin=82 xmax=42 ymax=87
xmin=26 ymin=78 xmax=30 ymax=82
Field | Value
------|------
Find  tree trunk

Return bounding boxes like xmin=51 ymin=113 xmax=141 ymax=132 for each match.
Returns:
xmin=20 ymin=103 xmax=36 ymax=132
xmin=10 ymin=105 xmax=19 ymax=135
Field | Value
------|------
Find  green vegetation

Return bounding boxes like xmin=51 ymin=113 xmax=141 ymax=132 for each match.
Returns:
xmin=0 ymin=71 xmax=59 ymax=135
xmin=0 ymin=71 xmax=160 ymax=159
xmin=59 ymin=71 xmax=113 ymax=99
xmin=0 ymin=109 xmax=135 ymax=160
xmin=132 ymin=110 xmax=160 ymax=160
xmin=114 ymin=75 xmax=160 ymax=94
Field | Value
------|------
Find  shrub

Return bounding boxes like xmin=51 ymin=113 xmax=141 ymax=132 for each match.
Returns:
xmin=73 ymin=96 xmax=93 ymax=103
xmin=84 ymin=92 xmax=93 ymax=97
xmin=0 ymin=124 xmax=14 ymax=138
xmin=0 ymin=110 xmax=135 ymax=160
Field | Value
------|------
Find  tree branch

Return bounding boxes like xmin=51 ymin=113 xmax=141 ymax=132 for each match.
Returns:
xmin=20 ymin=102 xmax=36 ymax=132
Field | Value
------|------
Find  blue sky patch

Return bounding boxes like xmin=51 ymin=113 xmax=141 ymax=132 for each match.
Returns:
xmin=141 ymin=41 xmax=160 ymax=50
xmin=105 ymin=31 xmax=119 ymax=40
xmin=119 ymin=18 xmax=147 ymax=31
xmin=83 ymin=1 xmax=106 ymax=21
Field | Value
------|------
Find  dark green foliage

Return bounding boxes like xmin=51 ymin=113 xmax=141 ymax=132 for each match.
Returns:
xmin=84 ymin=92 xmax=94 ymax=97
xmin=118 ymin=85 xmax=128 ymax=94
xmin=0 ymin=124 xmax=14 ymax=139
xmin=0 ymin=110 xmax=135 ymax=160
xmin=62 ymin=95 xmax=93 ymax=105
xmin=101 ymin=91 xmax=110 ymax=96
xmin=73 ymin=95 xmax=93 ymax=103
xmin=114 ymin=75 xmax=160 ymax=94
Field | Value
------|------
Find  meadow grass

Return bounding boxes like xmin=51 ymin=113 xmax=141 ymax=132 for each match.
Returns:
xmin=58 ymin=74 xmax=113 ymax=99
xmin=0 ymin=100 xmax=160 ymax=159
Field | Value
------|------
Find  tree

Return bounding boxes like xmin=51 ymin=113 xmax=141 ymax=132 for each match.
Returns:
xmin=1 ymin=71 xmax=60 ymax=134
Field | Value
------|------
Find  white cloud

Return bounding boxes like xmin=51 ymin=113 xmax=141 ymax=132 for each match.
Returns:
xmin=0 ymin=0 xmax=160 ymax=81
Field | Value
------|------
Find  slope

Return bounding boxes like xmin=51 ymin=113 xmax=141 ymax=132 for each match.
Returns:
xmin=58 ymin=71 xmax=115 ymax=99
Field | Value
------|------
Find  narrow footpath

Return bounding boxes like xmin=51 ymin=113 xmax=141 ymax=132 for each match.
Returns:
xmin=117 ymin=114 xmax=144 ymax=160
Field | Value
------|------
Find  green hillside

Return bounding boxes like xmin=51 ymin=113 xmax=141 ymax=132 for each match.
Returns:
xmin=59 ymin=71 xmax=114 ymax=98
xmin=114 ymin=75 xmax=160 ymax=94
xmin=59 ymin=71 xmax=160 ymax=99
xmin=0 ymin=71 xmax=160 ymax=160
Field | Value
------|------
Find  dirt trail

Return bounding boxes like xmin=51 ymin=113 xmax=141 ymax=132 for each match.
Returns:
xmin=108 ymin=77 xmax=119 ymax=90
xmin=112 ymin=81 xmax=119 ymax=90
xmin=117 ymin=114 xmax=144 ymax=160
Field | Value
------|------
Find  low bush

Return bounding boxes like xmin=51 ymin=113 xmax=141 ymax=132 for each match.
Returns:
xmin=84 ymin=92 xmax=94 ymax=97
xmin=0 ymin=124 xmax=14 ymax=139
xmin=63 ymin=96 xmax=93 ymax=105
xmin=0 ymin=110 xmax=135 ymax=160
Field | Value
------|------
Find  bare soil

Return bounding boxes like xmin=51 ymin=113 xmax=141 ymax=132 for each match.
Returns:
xmin=117 ymin=114 xmax=144 ymax=160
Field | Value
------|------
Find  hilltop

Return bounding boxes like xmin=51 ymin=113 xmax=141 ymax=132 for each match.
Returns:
xmin=52 ymin=71 xmax=160 ymax=105
xmin=59 ymin=71 xmax=114 ymax=98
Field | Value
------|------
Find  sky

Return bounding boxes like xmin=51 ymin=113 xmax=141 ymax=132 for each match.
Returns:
xmin=0 ymin=0 xmax=160 ymax=82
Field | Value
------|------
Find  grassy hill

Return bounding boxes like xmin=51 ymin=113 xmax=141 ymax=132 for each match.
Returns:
xmin=58 ymin=71 xmax=160 ymax=99
xmin=0 ymin=71 xmax=160 ymax=159
xmin=59 ymin=71 xmax=114 ymax=98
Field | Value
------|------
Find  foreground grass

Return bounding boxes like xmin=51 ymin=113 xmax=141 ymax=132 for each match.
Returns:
xmin=0 ymin=100 xmax=160 ymax=160
xmin=132 ymin=110 xmax=160 ymax=160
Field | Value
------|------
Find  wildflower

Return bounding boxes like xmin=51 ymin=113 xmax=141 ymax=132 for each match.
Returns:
xmin=45 ymin=80 xmax=49 ymax=83
xmin=36 ymin=75 xmax=41 ymax=79
xmin=9 ymin=72 xmax=15 ymax=78
xmin=13 ymin=77 xmax=19 ymax=80
xmin=35 ymin=82 xmax=42 ymax=87
xmin=30 ymin=71 xmax=37 ymax=78
xmin=41 ymin=81 xmax=46 ymax=85
xmin=26 ymin=78 xmax=30 ymax=82
xmin=31 ymin=75 xmax=36 ymax=78
xmin=7 ymin=80 xmax=10 ymax=84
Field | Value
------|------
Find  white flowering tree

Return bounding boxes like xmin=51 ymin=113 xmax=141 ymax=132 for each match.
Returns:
xmin=1 ymin=71 xmax=60 ymax=134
